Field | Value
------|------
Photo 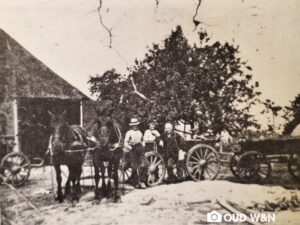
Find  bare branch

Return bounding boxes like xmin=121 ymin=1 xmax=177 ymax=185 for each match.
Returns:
xmin=193 ymin=0 xmax=203 ymax=31
xmin=130 ymin=76 xmax=149 ymax=100
xmin=97 ymin=1 xmax=128 ymax=65
xmin=130 ymin=76 xmax=138 ymax=91
xmin=97 ymin=0 xmax=113 ymax=48
xmin=119 ymin=94 xmax=124 ymax=104
xmin=155 ymin=0 xmax=159 ymax=12
xmin=216 ymin=198 xmax=257 ymax=225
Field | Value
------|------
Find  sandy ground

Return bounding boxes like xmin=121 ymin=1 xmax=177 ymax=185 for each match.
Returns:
xmin=1 ymin=164 xmax=300 ymax=225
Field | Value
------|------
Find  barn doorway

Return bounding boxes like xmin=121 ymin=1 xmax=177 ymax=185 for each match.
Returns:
xmin=18 ymin=98 xmax=80 ymax=161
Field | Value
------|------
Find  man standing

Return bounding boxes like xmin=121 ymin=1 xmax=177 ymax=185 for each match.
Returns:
xmin=160 ymin=123 xmax=186 ymax=183
xmin=124 ymin=118 xmax=147 ymax=189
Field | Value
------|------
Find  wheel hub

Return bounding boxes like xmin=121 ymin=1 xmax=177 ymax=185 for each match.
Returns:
xmin=11 ymin=166 xmax=21 ymax=174
xmin=149 ymin=165 xmax=156 ymax=172
xmin=198 ymin=159 xmax=206 ymax=166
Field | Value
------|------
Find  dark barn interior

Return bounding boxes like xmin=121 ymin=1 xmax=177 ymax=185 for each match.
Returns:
xmin=18 ymin=98 xmax=81 ymax=161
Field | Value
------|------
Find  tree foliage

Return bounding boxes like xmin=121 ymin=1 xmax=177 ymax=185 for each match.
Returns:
xmin=283 ymin=94 xmax=300 ymax=135
xmin=89 ymin=26 xmax=261 ymax=134
xmin=260 ymin=99 xmax=282 ymax=132
xmin=261 ymin=99 xmax=282 ymax=117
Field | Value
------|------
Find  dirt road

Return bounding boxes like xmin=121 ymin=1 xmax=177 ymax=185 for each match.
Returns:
xmin=1 ymin=165 xmax=300 ymax=225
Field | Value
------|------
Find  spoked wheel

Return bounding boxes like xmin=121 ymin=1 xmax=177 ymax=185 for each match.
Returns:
xmin=186 ymin=144 xmax=220 ymax=181
xmin=288 ymin=153 xmax=300 ymax=181
xmin=145 ymin=152 xmax=166 ymax=187
xmin=1 ymin=152 xmax=31 ymax=186
xmin=118 ymin=152 xmax=133 ymax=183
xmin=236 ymin=151 xmax=271 ymax=183
xmin=229 ymin=153 xmax=241 ymax=177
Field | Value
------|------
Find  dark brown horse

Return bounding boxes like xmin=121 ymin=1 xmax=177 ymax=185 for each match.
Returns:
xmin=48 ymin=110 xmax=88 ymax=203
xmin=88 ymin=111 xmax=122 ymax=202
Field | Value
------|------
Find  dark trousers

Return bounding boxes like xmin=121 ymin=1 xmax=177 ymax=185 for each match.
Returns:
xmin=130 ymin=143 xmax=148 ymax=185
xmin=166 ymin=157 xmax=184 ymax=181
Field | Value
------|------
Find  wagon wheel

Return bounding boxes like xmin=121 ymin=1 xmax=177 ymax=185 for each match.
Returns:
xmin=288 ymin=153 xmax=300 ymax=181
xmin=229 ymin=153 xmax=241 ymax=177
xmin=236 ymin=151 xmax=271 ymax=183
xmin=118 ymin=152 xmax=133 ymax=183
xmin=1 ymin=152 xmax=31 ymax=186
xmin=145 ymin=152 xmax=166 ymax=186
xmin=186 ymin=144 xmax=220 ymax=181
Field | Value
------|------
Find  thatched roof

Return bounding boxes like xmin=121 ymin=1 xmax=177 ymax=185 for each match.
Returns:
xmin=0 ymin=28 xmax=88 ymax=100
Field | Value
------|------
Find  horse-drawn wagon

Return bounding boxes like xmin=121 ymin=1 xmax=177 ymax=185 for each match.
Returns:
xmin=120 ymin=132 xmax=300 ymax=185
xmin=119 ymin=138 xmax=221 ymax=186
xmin=229 ymin=136 xmax=300 ymax=183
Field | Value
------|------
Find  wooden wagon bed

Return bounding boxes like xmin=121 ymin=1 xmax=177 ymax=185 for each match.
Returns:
xmin=240 ymin=136 xmax=300 ymax=155
xmin=227 ymin=136 xmax=300 ymax=183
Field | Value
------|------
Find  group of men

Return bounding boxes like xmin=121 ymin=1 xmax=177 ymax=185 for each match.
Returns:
xmin=123 ymin=118 xmax=186 ymax=189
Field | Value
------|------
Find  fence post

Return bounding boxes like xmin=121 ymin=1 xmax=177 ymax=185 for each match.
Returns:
xmin=13 ymin=98 xmax=19 ymax=152
xmin=80 ymin=100 xmax=83 ymax=127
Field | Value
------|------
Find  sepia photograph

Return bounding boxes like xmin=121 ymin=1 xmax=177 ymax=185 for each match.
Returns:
xmin=0 ymin=0 xmax=300 ymax=224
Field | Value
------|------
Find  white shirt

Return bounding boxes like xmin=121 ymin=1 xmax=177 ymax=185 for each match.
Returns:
xmin=143 ymin=129 xmax=160 ymax=142
xmin=124 ymin=129 xmax=144 ymax=146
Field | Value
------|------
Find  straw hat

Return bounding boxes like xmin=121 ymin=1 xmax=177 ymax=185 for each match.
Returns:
xmin=129 ymin=118 xmax=140 ymax=126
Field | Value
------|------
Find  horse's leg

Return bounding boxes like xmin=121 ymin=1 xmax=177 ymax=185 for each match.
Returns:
xmin=67 ymin=165 xmax=75 ymax=202
xmin=113 ymin=156 xmax=121 ymax=203
xmin=54 ymin=164 xmax=63 ymax=203
xmin=99 ymin=159 xmax=107 ymax=197
xmin=76 ymin=166 xmax=83 ymax=194
xmin=73 ymin=165 xmax=83 ymax=202
xmin=70 ymin=166 xmax=80 ymax=203
xmin=107 ymin=161 xmax=112 ymax=193
xmin=71 ymin=166 xmax=81 ymax=202
xmin=64 ymin=175 xmax=71 ymax=197
xmin=93 ymin=156 xmax=100 ymax=200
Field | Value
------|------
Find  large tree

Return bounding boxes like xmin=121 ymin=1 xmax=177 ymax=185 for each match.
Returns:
xmin=89 ymin=26 xmax=261 ymax=134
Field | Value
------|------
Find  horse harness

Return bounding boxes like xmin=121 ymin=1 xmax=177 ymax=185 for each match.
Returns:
xmin=48 ymin=123 xmax=122 ymax=156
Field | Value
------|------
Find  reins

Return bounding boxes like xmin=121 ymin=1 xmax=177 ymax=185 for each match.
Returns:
xmin=64 ymin=147 xmax=95 ymax=153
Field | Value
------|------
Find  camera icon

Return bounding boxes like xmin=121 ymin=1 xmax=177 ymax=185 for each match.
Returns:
xmin=207 ymin=211 xmax=222 ymax=223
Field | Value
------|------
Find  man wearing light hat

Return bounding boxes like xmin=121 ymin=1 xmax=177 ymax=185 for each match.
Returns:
xmin=124 ymin=118 xmax=147 ymax=189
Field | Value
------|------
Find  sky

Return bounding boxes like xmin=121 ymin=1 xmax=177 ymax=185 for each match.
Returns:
xmin=0 ymin=0 xmax=300 ymax=128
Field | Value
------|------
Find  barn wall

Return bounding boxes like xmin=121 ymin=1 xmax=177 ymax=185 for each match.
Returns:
xmin=0 ymin=99 xmax=14 ymax=136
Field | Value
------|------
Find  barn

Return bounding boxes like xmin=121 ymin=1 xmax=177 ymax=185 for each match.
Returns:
xmin=0 ymin=28 xmax=93 ymax=160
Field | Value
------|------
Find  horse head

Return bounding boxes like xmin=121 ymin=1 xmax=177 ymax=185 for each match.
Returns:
xmin=95 ymin=115 xmax=114 ymax=147
xmin=48 ymin=110 xmax=68 ymax=155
